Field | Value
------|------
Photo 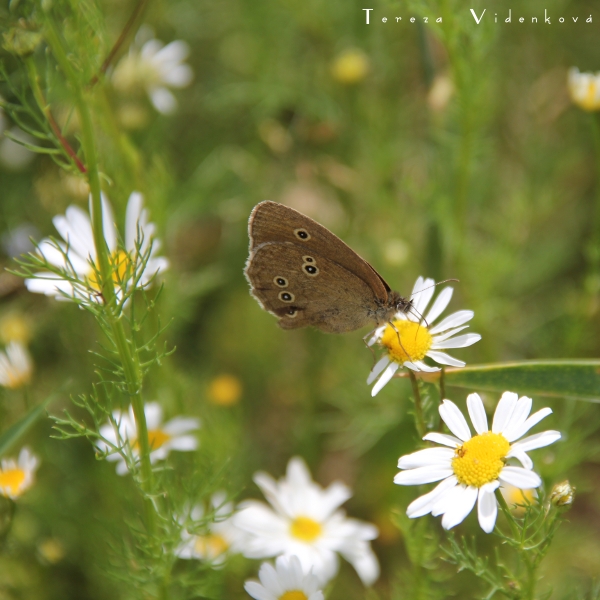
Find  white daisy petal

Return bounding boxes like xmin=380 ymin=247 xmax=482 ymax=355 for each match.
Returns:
xmin=371 ymin=362 xmax=399 ymax=396
xmin=498 ymin=466 xmax=542 ymax=489
xmin=508 ymin=430 xmax=561 ymax=454
xmin=466 ymin=393 xmax=488 ymax=435
xmin=500 ymin=396 xmax=532 ymax=440
xmin=367 ymin=325 xmax=385 ymax=346
xmin=422 ymin=432 xmax=462 ymax=447
xmin=150 ymin=87 xmax=178 ymax=114
xmin=431 ymin=333 xmax=481 ymax=349
xmin=426 ymin=350 xmax=465 ymax=367
xmin=441 ymin=485 xmax=478 ymax=529
xmin=428 ymin=310 xmax=474 ymax=335
xmin=125 ymin=191 xmax=144 ymax=250
xmin=394 ymin=466 xmax=454 ymax=486
xmin=429 ymin=325 xmax=469 ymax=344
xmin=506 ymin=448 xmax=533 ymax=470
xmin=406 ymin=476 xmax=458 ymax=518
xmin=397 ymin=447 xmax=455 ymax=469
xmin=439 ymin=400 xmax=472 ymax=441
xmin=477 ymin=482 xmax=499 ymax=533
xmin=410 ymin=360 xmax=441 ymax=373
xmin=366 ymin=356 xmax=390 ymax=385
xmin=503 ymin=408 xmax=553 ymax=442
xmin=424 ymin=287 xmax=453 ymax=324
xmin=491 ymin=392 xmax=519 ymax=433
xmin=431 ymin=480 xmax=463 ymax=516
xmin=411 ymin=277 xmax=435 ymax=317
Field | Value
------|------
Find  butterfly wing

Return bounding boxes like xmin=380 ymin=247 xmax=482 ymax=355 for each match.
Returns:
xmin=245 ymin=242 xmax=381 ymax=333
xmin=248 ymin=201 xmax=390 ymax=301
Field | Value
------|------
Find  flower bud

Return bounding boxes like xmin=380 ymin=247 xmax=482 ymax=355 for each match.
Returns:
xmin=2 ymin=27 xmax=42 ymax=57
xmin=549 ymin=480 xmax=575 ymax=508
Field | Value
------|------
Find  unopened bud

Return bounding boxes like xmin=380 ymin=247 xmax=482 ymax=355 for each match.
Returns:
xmin=550 ymin=480 xmax=575 ymax=508
xmin=2 ymin=27 xmax=42 ymax=57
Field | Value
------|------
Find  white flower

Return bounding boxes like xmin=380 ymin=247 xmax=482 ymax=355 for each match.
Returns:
xmin=244 ymin=555 xmax=324 ymax=600
xmin=367 ymin=276 xmax=481 ymax=396
xmin=97 ymin=402 xmax=199 ymax=476
xmin=0 ymin=447 xmax=39 ymax=499
xmin=176 ymin=492 xmax=246 ymax=565
xmin=568 ymin=67 xmax=600 ymax=111
xmin=394 ymin=392 xmax=561 ymax=533
xmin=0 ymin=341 xmax=33 ymax=389
xmin=112 ymin=36 xmax=193 ymax=115
xmin=234 ymin=457 xmax=379 ymax=587
xmin=25 ymin=191 xmax=168 ymax=305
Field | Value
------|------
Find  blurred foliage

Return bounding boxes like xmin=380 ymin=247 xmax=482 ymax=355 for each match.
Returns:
xmin=0 ymin=0 xmax=600 ymax=598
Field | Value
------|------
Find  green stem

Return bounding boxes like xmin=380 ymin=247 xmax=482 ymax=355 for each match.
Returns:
xmin=408 ymin=370 xmax=427 ymax=438
xmin=587 ymin=113 xmax=600 ymax=303
xmin=24 ymin=57 xmax=86 ymax=173
xmin=44 ymin=18 xmax=155 ymax=532
xmin=496 ymin=490 xmax=537 ymax=598
xmin=495 ymin=489 xmax=520 ymax=540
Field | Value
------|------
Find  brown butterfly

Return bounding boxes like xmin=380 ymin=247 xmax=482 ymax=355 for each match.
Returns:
xmin=244 ymin=201 xmax=413 ymax=333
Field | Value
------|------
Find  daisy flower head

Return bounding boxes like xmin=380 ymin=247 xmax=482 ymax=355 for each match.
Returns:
xmin=176 ymin=492 xmax=246 ymax=565
xmin=568 ymin=67 xmax=600 ymax=112
xmin=0 ymin=341 xmax=33 ymax=389
xmin=0 ymin=447 xmax=39 ymax=499
xmin=97 ymin=402 xmax=199 ymax=476
xmin=25 ymin=191 xmax=168 ymax=305
xmin=367 ymin=276 xmax=481 ymax=396
xmin=394 ymin=392 xmax=561 ymax=533
xmin=234 ymin=456 xmax=379 ymax=587
xmin=112 ymin=32 xmax=193 ymax=115
xmin=244 ymin=555 xmax=324 ymax=600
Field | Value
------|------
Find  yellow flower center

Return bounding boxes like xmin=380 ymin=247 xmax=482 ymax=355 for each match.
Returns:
xmin=87 ymin=250 xmax=131 ymax=291
xmin=380 ymin=320 xmax=433 ymax=363
xmin=280 ymin=592 xmax=308 ymax=600
xmin=331 ymin=49 xmax=369 ymax=84
xmin=193 ymin=533 xmax=229 ymax=558
xmin=0 ymin=314 xmax=31 ymax=345
xmin=582 ymin=80 xmax=600 ymax=111
xmin=0 ymin=468 xmax=26 ymax=497
xmin=289 ymin=516 xmax=322 ymax=542
xmin=132 ymin=429 xmax=171 ymax=452
xmin=208 ymin=375 xmax=242 ymax=406
xmin=452 ymin=432 xmax=510 ymax=488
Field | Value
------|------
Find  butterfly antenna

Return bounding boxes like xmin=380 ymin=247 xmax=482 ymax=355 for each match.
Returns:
xmin=410 ymin=279 xmax=459 ymax=297
xmin=409 ymin=279 xmax=458 ymax=341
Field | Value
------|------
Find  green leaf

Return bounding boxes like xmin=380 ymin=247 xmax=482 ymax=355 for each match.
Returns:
xmin=442 ymin=360 xmax=600 ymax=402
xmin=0 ymin=394 xmax=55 ymax=458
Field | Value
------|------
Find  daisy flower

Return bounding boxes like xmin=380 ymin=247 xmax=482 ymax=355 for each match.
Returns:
xmin=176 ymin=492 xmax=246 ymax=565
xmin=244 ymin=555 xmax=324 ymax=600
xmin=0 ymin=341 xmax=33 ymax=389
xmin=568 ymin=67 xmax=600 ymax=112
xmin=394 ymin=392 xmax=561 ymax=533
xmin=25 ymin=191 xmax=168 ymax=305
xmin=234 ymin=457 xmax=379 ymax=587
xmin=0 ymin=447 xmax=39 ymax=499
xmin=97 ymin=402 xmax=199 ymax=476
xmin=112 ymin=35 xmax=193 ymax=115
xmin=367 ymin=276 xmax=481 ymax=396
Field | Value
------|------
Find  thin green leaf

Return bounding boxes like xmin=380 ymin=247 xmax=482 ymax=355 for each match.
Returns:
xmin=442 ymin=360 xmax=600 ymax=402
xmin=2 ymin=131 xmax=60 ymax=154
xmin=0 ymin=394 xmax=55 ymax=457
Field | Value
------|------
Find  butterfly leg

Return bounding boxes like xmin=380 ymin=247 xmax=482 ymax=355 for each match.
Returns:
xmin=362 ymin=328 xmax=378 ymax=362
xmin=387 ymin=320 xmax=414 ymax=362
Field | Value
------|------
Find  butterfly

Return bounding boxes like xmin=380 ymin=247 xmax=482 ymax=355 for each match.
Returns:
xmin=244 ymin=201 xmax=413 ymax=333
